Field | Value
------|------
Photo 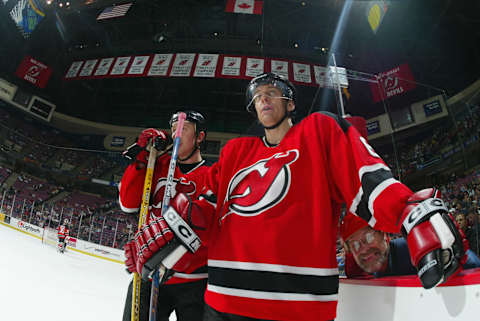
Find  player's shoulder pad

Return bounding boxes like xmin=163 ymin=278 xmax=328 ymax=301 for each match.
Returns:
xmin=311 ymin=111 xmax=351 ymax=134
xmin=223 ymin=136 xmax=260 ymax=151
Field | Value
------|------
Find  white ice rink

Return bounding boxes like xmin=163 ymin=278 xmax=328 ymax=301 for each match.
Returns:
xmin=0 ymin=223 xmax=176 ymax=321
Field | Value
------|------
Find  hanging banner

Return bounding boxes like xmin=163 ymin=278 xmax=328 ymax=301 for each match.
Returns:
xmin=15 ymin=56 xmax=52 ymax=88
xmin=147 ymin=54 xmax=173 ymax=76
xmin=193 ymin=54 xmax=219 ymax=78
xmin=292 ymin=62 xmax=312 ymax=84
xmin=94 ymin=58 xmax=115 ymax=76
xmin=79 ymin=59 xmax=98 ymax=77
xmin=127 ymin=56 xmax=150 ymax=75
xmin=370 ymin=63 xmax=416 ymax=103
xmin=221 ymin=56 xmax=243 ymax=76
xmin=245 ymin=57 xmax=264 ymax=77
xmin=170 ymin=53 xmax=196 ymax=77
xmin=270 ymin=60 xmax=289 ymax=79
xmin=65 ymin=61 xmax=84 ymax=79
xmin=110 ymin=56 xmax=131 ymax=75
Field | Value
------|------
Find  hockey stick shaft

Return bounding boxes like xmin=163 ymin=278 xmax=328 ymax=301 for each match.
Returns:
xmin=149 ymin=112 xmax=187 ymax=321
xmin=131 ymin=142 xmax=158 ymax=321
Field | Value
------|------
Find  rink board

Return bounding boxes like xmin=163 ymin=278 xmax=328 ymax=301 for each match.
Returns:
xmin=337 ymin=269 xmax=480 ymax=321
xmin=2 ymin=214 xmax=480 ymax=320
xmin=0 ymin=216 xmax=124 ymax=263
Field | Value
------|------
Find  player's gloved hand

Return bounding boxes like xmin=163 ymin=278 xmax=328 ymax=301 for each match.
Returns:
xmin=124 ymin=240 xmax=139 ymax=274
xmin=401 ymin=188 xmax=467 ymax=289
xmin=134 ymin=193 xmax=206 ymax=281
xmin=122 ymin=129 xmax=172 ymax=163
xmin=137 ymin=128 xmax=171 ymax=151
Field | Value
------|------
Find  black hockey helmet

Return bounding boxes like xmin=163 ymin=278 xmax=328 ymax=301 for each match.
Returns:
xmin=169 ymin=110 xmax=207 ymax=137
xmin=245 ymin=72 xmax=296 ymax=113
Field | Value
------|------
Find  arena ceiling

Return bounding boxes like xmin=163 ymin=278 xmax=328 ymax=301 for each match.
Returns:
xmin=1 ymin=0 xmax=479 ymax=134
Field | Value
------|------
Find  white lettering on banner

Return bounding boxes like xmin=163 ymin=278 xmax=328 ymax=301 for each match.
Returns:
xmin=270 ymin=60 xmax=289 ymax=79
xmin=94 ymin=58 xmax=115 ymax=76
xmin=377 ymin=67 xmax=400 ymax=79
xmin=170 ymin=53 xmax=196 ymax=77
xmin=147 ymin=54 xmax=173 ymax=76
xmin=221 ymin=56 xmax=242 ymax=76
xmin=65 ymin=61 xmax=84 ymax=78
xmin=110 ymin=56 xmax=131 ymax=75
xmin=29 ymin=57 xmax=47 ymax=69
xmin=245 ymin=58 xmax=264 ymax=77
xmin=79 ymin=59 xmax=98 ymax=77
xmin=293 ymin=63 xmax=311 ymax=83
xmin=128 ymin=56 xmax=150 ymax=75
xmin=193 ymin=54 xmax=219 ymax=77
xmin=24 ymin=74 xmax=37 ymax=84
xmin=386 ymin=86 xmax=404 ymax=97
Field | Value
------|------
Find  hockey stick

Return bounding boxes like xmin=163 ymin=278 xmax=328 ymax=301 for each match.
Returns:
xmin=149 ymin=112 xmax=187 ymax=321
xmin=131 ymin=141 xmax=158 ymax=321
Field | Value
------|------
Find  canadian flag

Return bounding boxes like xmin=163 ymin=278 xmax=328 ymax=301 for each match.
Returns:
xmin=225 ymin=0 xmax=263 ymax=15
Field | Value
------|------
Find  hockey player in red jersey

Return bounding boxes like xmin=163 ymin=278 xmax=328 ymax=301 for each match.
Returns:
xmin=121 ymin=111 xmax=210 ymax=321
xmin=127 ymin=73 xmax=467 ymax=321
xmin=57 ymin=219 xmax=70 ymax=253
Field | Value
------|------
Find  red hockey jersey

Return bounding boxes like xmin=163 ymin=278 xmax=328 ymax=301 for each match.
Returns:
xmin=119 ymin=153 xmax=209 ymax=284
xmin=57 ymin=225 xmax=69 ymax=239
xmin=195 ymin=112 xmax=413 ymax=320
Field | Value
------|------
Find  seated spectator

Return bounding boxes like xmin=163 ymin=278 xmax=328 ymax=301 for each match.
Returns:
xmin=340 ymin=212 xmax=480 ymax=278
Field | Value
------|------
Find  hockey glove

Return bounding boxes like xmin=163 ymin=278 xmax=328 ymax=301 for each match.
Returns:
xmin=124 ymin=240 xmax=139 ymax=273
xmin=137 ymin=128 xmax=171 ymax=151
xmin=134 ymin=193 xmax=206 ymax=281
xmin=123 ymin=129 xmax=172 ymax=162
xmin=401 ymin=188 xmax=467 ymax=289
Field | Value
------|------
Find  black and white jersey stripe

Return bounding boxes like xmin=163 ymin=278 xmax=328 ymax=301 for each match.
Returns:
xmin=349 ymin=163 xmax=400 ymax=225
xmin=207 ymin=260 xmax=339 ymax=302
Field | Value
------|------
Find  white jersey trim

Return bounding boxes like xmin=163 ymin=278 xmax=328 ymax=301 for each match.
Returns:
xmin=368 ymin=177 xmax=399 ymax=224
xmin=118 ymin=196 xmax=139 ymax=213
xmin=208 ymin=260 xmax=338 ymax=276
xmin=173 ymin=272 xmax=208 ymax=279
xmin=207 ymin=284 xmax=338 ymax=302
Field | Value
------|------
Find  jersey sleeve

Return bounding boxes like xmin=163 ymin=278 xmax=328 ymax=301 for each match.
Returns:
xmin=315 ymin=112 xmax=413 ymax=233
xmin=118 ymin=153 xmax=170 ymax=213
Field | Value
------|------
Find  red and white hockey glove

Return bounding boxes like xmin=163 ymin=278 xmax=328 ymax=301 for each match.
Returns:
xmin=133 ymin=193 xmax=206 ymax=281
xmin=123 ymin=129 xmax=171 ymax=162
xmin=124 ymin=240 xmax=139 ymax=274
xmin=401 ymin=188 xmax=467 ymax=289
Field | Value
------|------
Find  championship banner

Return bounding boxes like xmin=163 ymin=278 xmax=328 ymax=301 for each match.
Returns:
xmin=79 ymin=59 xmax=98 ymax=77
xmin=193 ymin=54 xmax=219 ymax=78
xmin=109 ymin=56 xmax=131 ymax=75
xmin=220 ymin=56 xmax=243 ymax=76
xmin=292 ymin=62 xmax=312 ymax=84
xmin=245 ymin=58 xmax=264 ymax=77
xmin=127 ymin=56 xmax=150 ymax=75
xmin=147 ymin=54 xmax=173 ymax=76
xmin=370 ymin=63 xmax=416 ymax=103
xmin=170 ymin=53 xmax=196 ymax=77
xmin=313 ymin=65 xmax=329 ymax=87
xmin=65 ymin=61 xmax=84 ymax=79
xmin=15 ymin=56 xmax=52 ymax=88
xmin=270 ymin=60 xmax=289 ymax=79
xmin=94 ymin=58 xmax=115 ymax=76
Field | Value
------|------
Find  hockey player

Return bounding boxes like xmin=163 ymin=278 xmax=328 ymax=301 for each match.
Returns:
xmin=127 ymin=73 xmax=467 ymax=321
xmin=57 ymin=219 xmax=70 ymax=253
xmin=120 ymin=111 xmax=210 ymax=321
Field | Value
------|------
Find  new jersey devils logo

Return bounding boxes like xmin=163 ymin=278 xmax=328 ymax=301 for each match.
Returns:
xmin=222 ymin=150 xmax=299 ymax=220
xmin=153 ymin=177 xmax=196 ymax=207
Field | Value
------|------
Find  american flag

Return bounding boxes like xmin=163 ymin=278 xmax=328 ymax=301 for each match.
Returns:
xmin=97 ymin=2 xmax=132 ymax=21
